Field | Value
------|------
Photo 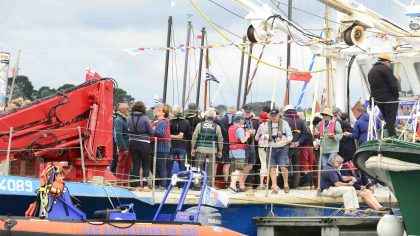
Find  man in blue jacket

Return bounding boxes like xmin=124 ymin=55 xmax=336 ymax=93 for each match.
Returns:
xmin=343 ymin=106 xmax=370 ymax=146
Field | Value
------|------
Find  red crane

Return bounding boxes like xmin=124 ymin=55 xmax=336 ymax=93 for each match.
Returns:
xmin=0 ymin=78 xmax=116 ymax=182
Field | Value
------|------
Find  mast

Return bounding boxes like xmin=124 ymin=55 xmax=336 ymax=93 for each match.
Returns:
xmin=181 ymin=20 xmax=192 ymax=111
xmin=162 ymin=16 xmax=173 ymax=104
xmin=203 ymin=49 xmax=209 ymax=111
xmin=285 ymin=0 xmax=292 ymax=105
xmin=325 ymin=4 xmax=332 ymax=108
xmin=195 ymin=27 xmax=206 ymax=108
xmin=8 ymin=49 xmax=21 ymax=107
xmin=242 ymin=43 xmax=253 ymax=107
xmin=236 ymin=36 xmax=246 ymax=110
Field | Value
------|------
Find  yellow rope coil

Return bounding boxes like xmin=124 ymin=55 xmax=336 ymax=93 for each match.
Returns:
xmin=188 ymin=0 xmax=334 ymax=74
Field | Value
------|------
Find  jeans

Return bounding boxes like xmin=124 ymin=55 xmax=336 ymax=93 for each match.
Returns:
xmin=129 ymin=141 xmax=151 ymax=187
xmin=321 ymin=152 xmax=337 ymax=168
xmin=168 ymin=147 xmax=186 ymax=176
xmin=156 ymin=152 xmax=170 ymax=187
xmin=288 ymin=148 xmax=301 ymax=188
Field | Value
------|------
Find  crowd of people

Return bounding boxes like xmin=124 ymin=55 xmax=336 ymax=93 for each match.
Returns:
xmin=110 ymin=99 xmax=387 ymax=215
xmin=108 ymin=54 xmax=402 ymax=215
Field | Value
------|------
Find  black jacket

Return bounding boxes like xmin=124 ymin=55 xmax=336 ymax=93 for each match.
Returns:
xmin=368 ymin=62 xmax=399 ymax=102
xmin=284 ymin=110 xmax=307 ymax=146
xmin=337 ymin=119 xmax=356 ymax=162
xmin=170 ymin=116 xmax=191 ymax=149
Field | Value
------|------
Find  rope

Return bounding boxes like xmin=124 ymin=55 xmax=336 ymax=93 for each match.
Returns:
xmin=187 ymin=0 xmax=334 ymax=74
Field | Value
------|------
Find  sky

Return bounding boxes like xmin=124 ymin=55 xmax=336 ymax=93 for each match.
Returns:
xmin=0 ymin=0 xmax=412 ymax=110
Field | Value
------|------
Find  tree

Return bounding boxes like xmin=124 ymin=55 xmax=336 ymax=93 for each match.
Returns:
xmin=57 ymin=84 xmax=75 ymax=91
xmin=113 ymin=88 xmax=134 ymax=106
xmin=7 ymin=75 xmax=34 ymax=100
xmin=32 ymin=86 xmax=57 ymax=99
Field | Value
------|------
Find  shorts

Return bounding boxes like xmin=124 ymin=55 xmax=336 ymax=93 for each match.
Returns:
xmin=233 ymin=158 xmax=245 ymax=171
xmin=221 ymin=148 xmax=232 ymax=164
xmin=245 ymin=146 xmax=256 ymax=165
xmin=269 ymin=146 xmax=289 ymax=167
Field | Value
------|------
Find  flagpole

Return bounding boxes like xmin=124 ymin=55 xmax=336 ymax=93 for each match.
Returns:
xmin=181 ymin=20 xmax=192 ymax=112
xmin=285 ymin=0 xmax=292 ymax=106
xmin=8 ymin=49 xmax=21 ymax=107
xmin=195 ymin=27 xmax=206 ymax=108
xmin=242 ymin=43 xmax=253 ymax=107
xmin=162 ymin=16 xmax=172 ymax=104
xmin=204 ymin=49 xmax=209 ymax=111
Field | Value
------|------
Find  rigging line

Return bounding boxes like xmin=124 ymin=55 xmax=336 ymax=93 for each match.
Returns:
xmin=188 ymin=0 xmax=333 ymax=74
xmin=211 ymin=20 xmax=243 ymax=39
xmin=208 ymin=0 xmax=245 ymax=20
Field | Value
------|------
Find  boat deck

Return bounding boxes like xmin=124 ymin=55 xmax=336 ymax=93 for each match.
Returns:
xmin=132 ymin=187 xmax=397 ymax=205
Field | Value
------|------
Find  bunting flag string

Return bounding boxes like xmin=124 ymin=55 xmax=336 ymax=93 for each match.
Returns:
xmin=123 ymin=39 xmax=307 ymax=56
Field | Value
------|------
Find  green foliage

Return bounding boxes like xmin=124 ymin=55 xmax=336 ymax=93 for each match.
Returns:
xmin=57 ymin=84 xmax=75 ymax=91
xmin=32 ymin=86 xmax=57 ymax=99
xmin=113 ymin=88 xmax=134 ymax=106
xmin=7 ymin=75 xmax=34 ymax=100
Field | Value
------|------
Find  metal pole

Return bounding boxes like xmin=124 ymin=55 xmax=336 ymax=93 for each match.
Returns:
xmin=181 ymin=21 xmax=192 ymax=112
xmin=204 ymin=49 xmax=209 ymax=111
xmin=236 ymin=36 xmax=246 ymax=110
xmin=265 ymin=145 xmax=273 ymax=197
xmin=4 ymin=127 xmax=13 ymax=175
xmin=8 ymin=49 xmax=21 ymax=107
xmin=325 ymin=4 xmax=332 ymax=108
xmin=285 ymin=0 xmax=292 ymax=105
xmin=77 ymin=126 xmax=87 ymax=183
xmin=196 ymin=27 xmax=206 ymax=107
xmin=317 ymin=146 xmax=322 ymax=189
xmin=242 ymin=44 xmax=253 ymax=107
xmin=152 ymin=137 xmax=158 ymax=200
xmin=162 ymin=16 xmax=173 ymax=103
xmin=211 ymin=141 xmax=216 ymax=187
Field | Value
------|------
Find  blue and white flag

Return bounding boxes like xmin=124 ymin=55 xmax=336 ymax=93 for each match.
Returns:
xmin=203 ymin=186 xmax=229 ymax=208
xmin=205 ymin=71 xmax=220 ymax=83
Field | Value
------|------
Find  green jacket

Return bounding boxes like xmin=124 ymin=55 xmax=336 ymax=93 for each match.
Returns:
xmin=316 ymin=120 xmax=343 ymax=154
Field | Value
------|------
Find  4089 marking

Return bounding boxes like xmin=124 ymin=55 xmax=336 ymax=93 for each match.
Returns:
xmin=0 ymin=178 xmax=33 ymax=192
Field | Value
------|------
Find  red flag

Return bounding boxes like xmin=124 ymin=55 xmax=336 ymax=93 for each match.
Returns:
xmin=288 ymin=72 xmax=312 ymax=83
xmin=85 ymin=68 xmax=102 ymax=81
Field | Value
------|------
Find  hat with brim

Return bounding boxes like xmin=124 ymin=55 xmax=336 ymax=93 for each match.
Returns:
xmin=233 ymin=114 xmax=245 ymax=122
xmin=320 ymin=108 xmax=333 ymax=117
xmin=378 ymin=53 xmax=393 ymax=62
xmin=270 ymin=108 xmax=280 ymax=116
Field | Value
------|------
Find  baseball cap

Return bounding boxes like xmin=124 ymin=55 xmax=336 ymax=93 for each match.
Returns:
xmin=242 ymin=104 xmax=252 ymax=113
xmin=270 ymin=108 xmax=280 ymax=116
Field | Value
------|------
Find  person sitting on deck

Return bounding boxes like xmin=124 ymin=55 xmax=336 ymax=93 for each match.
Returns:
xmin=340 ymin=160 xmax=386 ymax=211
xmin=320 ymin=155 xmax=361 ymax=216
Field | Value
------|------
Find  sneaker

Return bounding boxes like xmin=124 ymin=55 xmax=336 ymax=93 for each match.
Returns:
xmin=237 ymin=188 xmax=246 ymax=193
xmin=156 ymin=186 xmax=166 ymax=191
xmin=228 ymin=187 xmax=238 ymax=194
xmin=257 ymin=185 xmax=266 ymax=190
